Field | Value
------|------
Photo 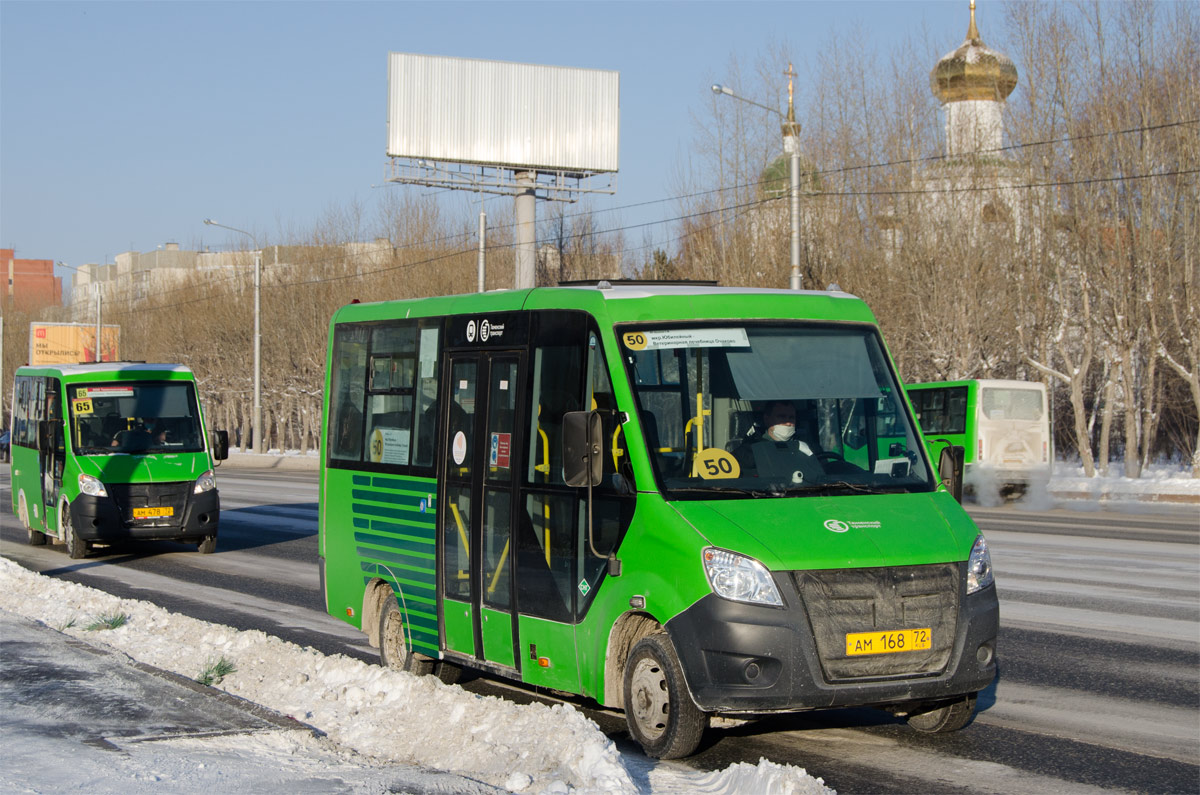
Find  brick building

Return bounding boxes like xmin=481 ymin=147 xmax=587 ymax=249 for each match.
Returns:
xmin=2 ymin=248 xmax=62 ymax=312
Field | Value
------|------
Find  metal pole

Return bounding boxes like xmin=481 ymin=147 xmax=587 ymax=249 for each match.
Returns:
xmin=478 ymin=208 xmax=487 ymax=293
xmin=515 ymin=171 xmax=536 ymax=289
xmin=253 ymin=249 xmax=262 ymax=455
xmin=787 ymin=140 xmax=802 ymax=291
xmin=783 ymin=64 xmax=803 ymax=291
xmin=204 ymin=219 xmax=264 ymax=455
xmin=94 ymin=283 xmax=102 ymax=361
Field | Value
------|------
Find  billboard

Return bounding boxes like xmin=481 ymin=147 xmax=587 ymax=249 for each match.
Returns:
xmin=387 ymin=53 xmax=619 ymax=173
xmin=29 ymin=323 xmax=120 ymax=365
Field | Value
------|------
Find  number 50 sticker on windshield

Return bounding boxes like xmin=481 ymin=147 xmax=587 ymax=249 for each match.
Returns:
xmin=623 ymin=328 xmax=750 ymax=351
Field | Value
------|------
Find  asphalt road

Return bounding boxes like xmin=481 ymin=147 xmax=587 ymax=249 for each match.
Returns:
xmin=2 ymin=464 xmax=1197 ymax=793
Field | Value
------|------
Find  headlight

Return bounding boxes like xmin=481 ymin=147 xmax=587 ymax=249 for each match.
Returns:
xmin=967 ymin=535 xmax=994 ymax=594
xmin=194 ymin=469 xmax=217 ymax=494
xmin=702 ymin=548 xmax=783 ymax=606
xmin=78 ymin=473 xmax=108 ymax=497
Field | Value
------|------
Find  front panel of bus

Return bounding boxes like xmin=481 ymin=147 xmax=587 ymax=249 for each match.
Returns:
xmin=10 ymin=368 xmax=219 ymax=548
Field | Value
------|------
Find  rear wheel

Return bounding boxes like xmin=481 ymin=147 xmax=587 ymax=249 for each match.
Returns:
xmin=61 ymin=503 xmax=90 ymax=560
xmin=623 ymin=632 xmax=707 ymax=759
xmin=906 ymin=693 xmax=978 ymax=733
xmin=197 ymin=535 xmax=217 ymax=554
xmin=378 ymin=595 xmax=435 ymax=676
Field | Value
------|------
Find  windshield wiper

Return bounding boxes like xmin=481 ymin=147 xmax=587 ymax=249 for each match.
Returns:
xmin=776 ymin=481 xmax=890 ymax=496
xmin=665 ymin=486 xmax=774 ymax=499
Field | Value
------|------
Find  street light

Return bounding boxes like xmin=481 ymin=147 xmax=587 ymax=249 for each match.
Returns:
xmin=203 ymin=218 xmax=263 ymax=455
xmin=712 ymin=64 xmax=804 ymax=291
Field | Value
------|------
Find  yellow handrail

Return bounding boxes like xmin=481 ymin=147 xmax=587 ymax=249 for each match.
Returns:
xmin=687 ymin=392 xmax=711 ymax=477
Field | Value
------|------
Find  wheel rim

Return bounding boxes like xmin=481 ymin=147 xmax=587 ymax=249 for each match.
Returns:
xmin=629 ymin=656 xmax=670 ymax=741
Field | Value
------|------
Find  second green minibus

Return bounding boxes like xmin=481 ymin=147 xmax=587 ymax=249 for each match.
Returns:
xmin=318 ymin=283 xmax=997 ymax=758
xmin=10 ymin=362 xmax=229 ymax=558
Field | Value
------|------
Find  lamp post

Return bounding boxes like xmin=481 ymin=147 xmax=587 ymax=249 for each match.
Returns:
xmin=203 ymin=218 xmax=263 ymax=455
xmin=712 ymin=63 xmax=804 ymax=290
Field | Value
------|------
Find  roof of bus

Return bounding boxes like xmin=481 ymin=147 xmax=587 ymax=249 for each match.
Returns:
xmin=15 ymin=362 xmax=196 ymax=381
xmin=330 ymin=283 xmax=877 ymax=326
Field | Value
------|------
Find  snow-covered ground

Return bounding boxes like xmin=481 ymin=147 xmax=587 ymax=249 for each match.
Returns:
xmin=0 ymin=557 xmax=832 ymax=795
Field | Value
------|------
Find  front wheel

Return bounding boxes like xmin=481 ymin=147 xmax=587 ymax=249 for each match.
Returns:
xmin=197 ymin=535 xmax=217 ymax=554
xmin=906 ymin=693 xmax=978 ymax=733
xmin=378 ymin=595 xmax=435 ymax=676
xmin=623 ymin=632 xmax=707 ymax=759
xmin=61 ymin=503 xmax=90 ymax=560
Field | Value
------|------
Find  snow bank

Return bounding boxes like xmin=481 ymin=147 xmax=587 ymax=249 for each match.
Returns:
xmin=0 ymin=558 xmax=833 ymax=794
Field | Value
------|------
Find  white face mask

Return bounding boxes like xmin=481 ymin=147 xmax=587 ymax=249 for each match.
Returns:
xmin=768 ymin=423 xmax=795 ymax=442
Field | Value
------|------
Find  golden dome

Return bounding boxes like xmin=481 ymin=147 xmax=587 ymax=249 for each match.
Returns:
xmin=930 ymin=1 xmax=1018 ymax=103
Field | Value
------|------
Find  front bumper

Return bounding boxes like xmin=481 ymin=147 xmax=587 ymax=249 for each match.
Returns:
xmin=70 ymin=485 xmax=220 ymax=543
xmin=666 ymin=562 xmax=998 ymax=713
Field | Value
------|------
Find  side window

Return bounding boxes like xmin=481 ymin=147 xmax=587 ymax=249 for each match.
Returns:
xmin=328 ymin=325 xmax=370 ymax=461
xmin=519 ymin=313 xmax=634 ymax=623
xmin=365 ymin=325 xmax=417 ymax=466
xmin=328 ymin=321 xmax=441 ymax=470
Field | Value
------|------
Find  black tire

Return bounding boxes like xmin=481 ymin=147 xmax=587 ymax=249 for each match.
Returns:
xmin=906 ymin=693 xmax=978 ymax=733
xmin=27 ymin=526 xmax=47 ymax=546
xmin=197 ymin=535 xmax=217 ymax=554
xmin=62 ymin=505 xmax=89 ymax=560
xmin=378 ymin=595 xmax=435 ymax=676
xmin=623 ymin=632 xmax=707 ymax=759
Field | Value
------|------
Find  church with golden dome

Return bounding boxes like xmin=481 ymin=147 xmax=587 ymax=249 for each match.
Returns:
xmin=930 ymin=0 xmax=1019 ymax=157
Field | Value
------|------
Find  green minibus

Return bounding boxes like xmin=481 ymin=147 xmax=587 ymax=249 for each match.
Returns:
xmin=318 ymin=283 xmax=997 ymax=758
xmin=9 ymin=362 xmax=229 ymax=558
xmin=907 ymin=378 xmax=1051 ymax=496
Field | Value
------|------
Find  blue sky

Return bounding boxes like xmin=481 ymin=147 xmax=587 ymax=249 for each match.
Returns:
xmin=1 ymin=1 xmax=977 ymax=290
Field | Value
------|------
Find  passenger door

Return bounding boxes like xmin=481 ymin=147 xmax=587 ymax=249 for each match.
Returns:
xmin=440 ymin=352 xmax=524 ymax=672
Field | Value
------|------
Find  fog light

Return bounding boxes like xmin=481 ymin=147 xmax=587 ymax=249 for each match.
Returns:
xmin=976 ymin=643 xmax=994 ymax=667
xmin=744 ymin=661 xmax=761 ymax=682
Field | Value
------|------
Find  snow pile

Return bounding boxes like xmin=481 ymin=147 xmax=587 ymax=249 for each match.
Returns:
xmin=0 ymin=558 xmax=833 ymax=794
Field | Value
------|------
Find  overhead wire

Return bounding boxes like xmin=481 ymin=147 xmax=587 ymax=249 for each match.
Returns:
xmin=93 ymin=116 xmax=1198 ymax=318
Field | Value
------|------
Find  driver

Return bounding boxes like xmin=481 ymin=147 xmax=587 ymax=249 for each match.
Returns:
xmin=733 ymin=400 xmax=824 ymax=484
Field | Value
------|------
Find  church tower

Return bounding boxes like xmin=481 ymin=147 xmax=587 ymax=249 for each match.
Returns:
xmin=930 ymin=1 xmax=1018 ymax=157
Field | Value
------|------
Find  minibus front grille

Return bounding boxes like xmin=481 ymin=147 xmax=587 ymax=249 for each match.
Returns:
xmin=107 ymin=482 xmax=190 ymax=527
xmin=793 ymin=563 xmax=959 ymax=681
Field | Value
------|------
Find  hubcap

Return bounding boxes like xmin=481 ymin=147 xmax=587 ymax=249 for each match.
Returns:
xmin=629 ymin=657 xmax=669 ymax=740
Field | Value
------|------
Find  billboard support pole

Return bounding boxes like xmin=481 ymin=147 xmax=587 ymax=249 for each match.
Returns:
xmin=515 ymin=172 xmax=536 ymax=289
xmin=478 ymin=206 xmax=486 ymax=293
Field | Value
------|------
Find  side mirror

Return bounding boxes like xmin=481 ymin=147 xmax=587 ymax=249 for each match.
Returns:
xmin=211 ymin=429 xmax=230 ymax=462
xmin=562 ymin=410 xmax=603 ymax=487
xmin=937 ymin=443 xmax=965 ymax=503
xmin=38 ymin=419 xmax=62 ymax=453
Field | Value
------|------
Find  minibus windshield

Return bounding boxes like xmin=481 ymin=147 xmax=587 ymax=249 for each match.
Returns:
xmin=622 ymin=323 xmax=935 ymax=498
xmin=66 ymin=381 xmax=205 ymax=455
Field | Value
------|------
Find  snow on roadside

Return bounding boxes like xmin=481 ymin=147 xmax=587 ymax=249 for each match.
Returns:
xmin=0 ymin=558 xmax=833 ymax=795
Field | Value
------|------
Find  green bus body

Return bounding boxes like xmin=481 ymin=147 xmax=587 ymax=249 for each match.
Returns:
xmin=319 ymin=285 xmax=998 ymax=757
xmin=907 ymin=378 xmax=1051 ymax=492
xmin=9 ymin=363 xmax=224 ymax=558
